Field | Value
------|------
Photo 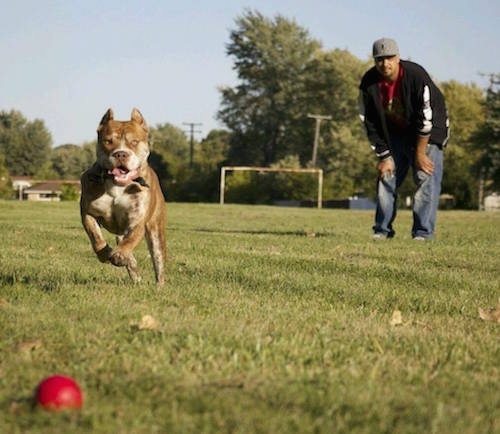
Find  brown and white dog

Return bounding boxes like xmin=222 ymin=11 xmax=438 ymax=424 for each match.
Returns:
xmin=80 ymin=108 xmax=166 ymax=285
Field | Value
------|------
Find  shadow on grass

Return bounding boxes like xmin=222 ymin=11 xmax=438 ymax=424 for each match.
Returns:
xmin=170 ymin=226 xmax=334 ymax=238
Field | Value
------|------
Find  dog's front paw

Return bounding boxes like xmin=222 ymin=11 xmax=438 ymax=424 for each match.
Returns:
xmin=96 ymin=244 xmax=113 ymax=263
xmin=110 ymin=250 xmax=141 ymax=283
xmin=109 ymin=250 xmax=133 ymax=267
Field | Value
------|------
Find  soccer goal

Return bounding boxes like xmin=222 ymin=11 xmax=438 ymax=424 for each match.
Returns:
xmin=219 ymin=166 xmax=323 ymax=208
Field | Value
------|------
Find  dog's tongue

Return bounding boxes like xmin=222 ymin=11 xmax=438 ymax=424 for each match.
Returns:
xmin=108 ymin=167 xmax=139 ymax=186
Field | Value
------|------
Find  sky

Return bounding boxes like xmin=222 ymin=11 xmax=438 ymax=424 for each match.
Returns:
xmin=1 ymin=0 xmax=499 ymax=147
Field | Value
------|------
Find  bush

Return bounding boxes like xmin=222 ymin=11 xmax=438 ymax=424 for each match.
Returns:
xmin=60 ymin=183 xmax=80 ymax=201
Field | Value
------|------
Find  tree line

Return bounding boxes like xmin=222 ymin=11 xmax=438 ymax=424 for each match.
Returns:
xmin=1 ymin=10 xmax=498 ymax=208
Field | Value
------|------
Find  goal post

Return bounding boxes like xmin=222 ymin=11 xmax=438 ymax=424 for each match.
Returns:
xmin=219 ymin=166 xmax=323 ymax=208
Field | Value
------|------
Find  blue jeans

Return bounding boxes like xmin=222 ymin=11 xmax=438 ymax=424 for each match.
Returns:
xmin=373 ymin=140 xmax=443 ymax=239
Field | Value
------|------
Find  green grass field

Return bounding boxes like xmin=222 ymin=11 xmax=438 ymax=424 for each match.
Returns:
xmin=1 ymin=200 xmax=499 ymax=433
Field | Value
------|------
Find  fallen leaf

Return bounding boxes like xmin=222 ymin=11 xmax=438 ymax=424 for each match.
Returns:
xmin=0 ymin=298 xmax=10 ymax=308
xmin=478 ymin=298 xmax=500 ymax=323
xmin=390 ymin=309 xmax=403 ymax=326
xmin=130 ymin=314 xmax=161 ymax=331
xmin=15 ymin=340 xmax=43 ymax=353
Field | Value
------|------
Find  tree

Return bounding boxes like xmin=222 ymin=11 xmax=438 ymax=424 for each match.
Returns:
xmin=34 ymin=160 xmax=59 ymax=180
xmin=148 ymin=123 xmax=190 ymax=200
xmin=196 ymin=129 xmax=230 ymax=171
xmin=187 ymin=129 xmax=231 ymax=202
xmin=0 ymin=152 xmax=12 ymax=198
xmin=155 ymin=128 xmax=231 ymax=203
xmin=219 ymin=11 xmax=378 ymax=203
xmin=0 ymin=110 xmax=53 ymax=176
xmin=472 ymin=74 xmax=500 ymax=192
xmin=218 ymin=10 xmax=321 ymax=166
xmin=303 ymin=49 xmax=374 ymax=198
xmin=270 ymin=155 xmax=318 ymax=201
xmin=437 ymin=81 xmax=486 ymax=208
xmin=51 ymin=143 xmax=95 ymax=179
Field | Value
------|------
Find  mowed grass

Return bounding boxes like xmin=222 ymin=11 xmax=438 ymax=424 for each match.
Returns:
xmin=0 ymin=200 xmax=499 ymax=434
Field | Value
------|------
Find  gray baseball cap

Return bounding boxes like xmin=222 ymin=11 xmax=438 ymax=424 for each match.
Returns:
xmin=372 ymin=38 xmax=399 ymax=58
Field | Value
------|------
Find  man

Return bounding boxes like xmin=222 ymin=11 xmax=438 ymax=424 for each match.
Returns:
xmin=358 ymin=38 xmax=449 ymax=240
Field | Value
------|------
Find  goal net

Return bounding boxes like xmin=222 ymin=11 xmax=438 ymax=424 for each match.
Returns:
xmin=219 ymin=166 xmax=323 ymax=208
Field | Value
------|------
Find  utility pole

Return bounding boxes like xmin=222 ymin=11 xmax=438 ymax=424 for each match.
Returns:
xmin=307 ymin=114 xmax=331 ymax=167
xmin=183 ymin=122 xmax=202 ymax=168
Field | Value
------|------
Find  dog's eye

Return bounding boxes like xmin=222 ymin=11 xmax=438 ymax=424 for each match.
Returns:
xmin=130 ymin=139 xmax=139 ymax=146
xmin=102 ymin=139 xmax=113 ymax=146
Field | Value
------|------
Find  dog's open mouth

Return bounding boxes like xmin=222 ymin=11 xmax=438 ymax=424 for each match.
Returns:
xmin=108 ymin=166 xmax=139 ymax=186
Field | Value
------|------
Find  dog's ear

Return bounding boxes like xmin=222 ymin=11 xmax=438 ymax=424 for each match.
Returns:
xmin=131 ymin=108 xmax=148 ymax=131
xmin=97 ymin=108 xmax=114 ymax=133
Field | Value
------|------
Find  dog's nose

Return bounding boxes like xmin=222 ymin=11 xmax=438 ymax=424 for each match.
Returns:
xmin=112 ymin=150 xmax=130 ymax=161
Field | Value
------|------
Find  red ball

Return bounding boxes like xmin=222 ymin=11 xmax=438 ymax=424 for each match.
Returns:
xmin=35 ymin=375 xmax=83 ymax=411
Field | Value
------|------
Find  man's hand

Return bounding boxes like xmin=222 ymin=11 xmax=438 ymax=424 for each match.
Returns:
xmin=415 ymin=135 xmax=434 ymax=175
xmin=377 ymin=157 xmax=395 ymax=179
xmin=415 ymin=152 xmax=435 ymax=175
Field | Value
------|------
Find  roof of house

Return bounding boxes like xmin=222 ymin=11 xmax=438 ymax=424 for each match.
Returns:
xmin=24 ymin=180 xmax=81 ymax=194
xmin=11 ymin=176 xmax=32 ymax=181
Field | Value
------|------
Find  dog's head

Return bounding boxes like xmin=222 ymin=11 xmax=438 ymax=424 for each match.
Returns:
xmin=96 ymin=108 xmax=150 ymax=186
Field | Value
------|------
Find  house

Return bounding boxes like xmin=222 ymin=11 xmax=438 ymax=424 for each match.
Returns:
xmin=22 ymin=180 xmax=81 ymax=201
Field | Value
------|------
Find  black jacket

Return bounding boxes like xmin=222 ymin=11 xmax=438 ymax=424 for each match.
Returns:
xmin=359 ymin=60 xmax=449 ymax=160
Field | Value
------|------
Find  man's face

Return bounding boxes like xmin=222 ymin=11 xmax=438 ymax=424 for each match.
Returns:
xmin=374 ymin=55 xmax=400 ymax=81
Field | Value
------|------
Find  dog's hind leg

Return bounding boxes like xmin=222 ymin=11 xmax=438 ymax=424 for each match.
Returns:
xmin=145 ymin=223 xmax=166 ymax=286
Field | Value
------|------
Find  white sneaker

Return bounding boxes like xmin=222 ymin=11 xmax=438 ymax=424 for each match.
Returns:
xmin=413 ymin=236 xmax=426 ymax=241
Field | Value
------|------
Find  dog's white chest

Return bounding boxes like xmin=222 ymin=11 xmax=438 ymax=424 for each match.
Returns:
xmin=89 ymin=183 xmax=147 ymax=234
